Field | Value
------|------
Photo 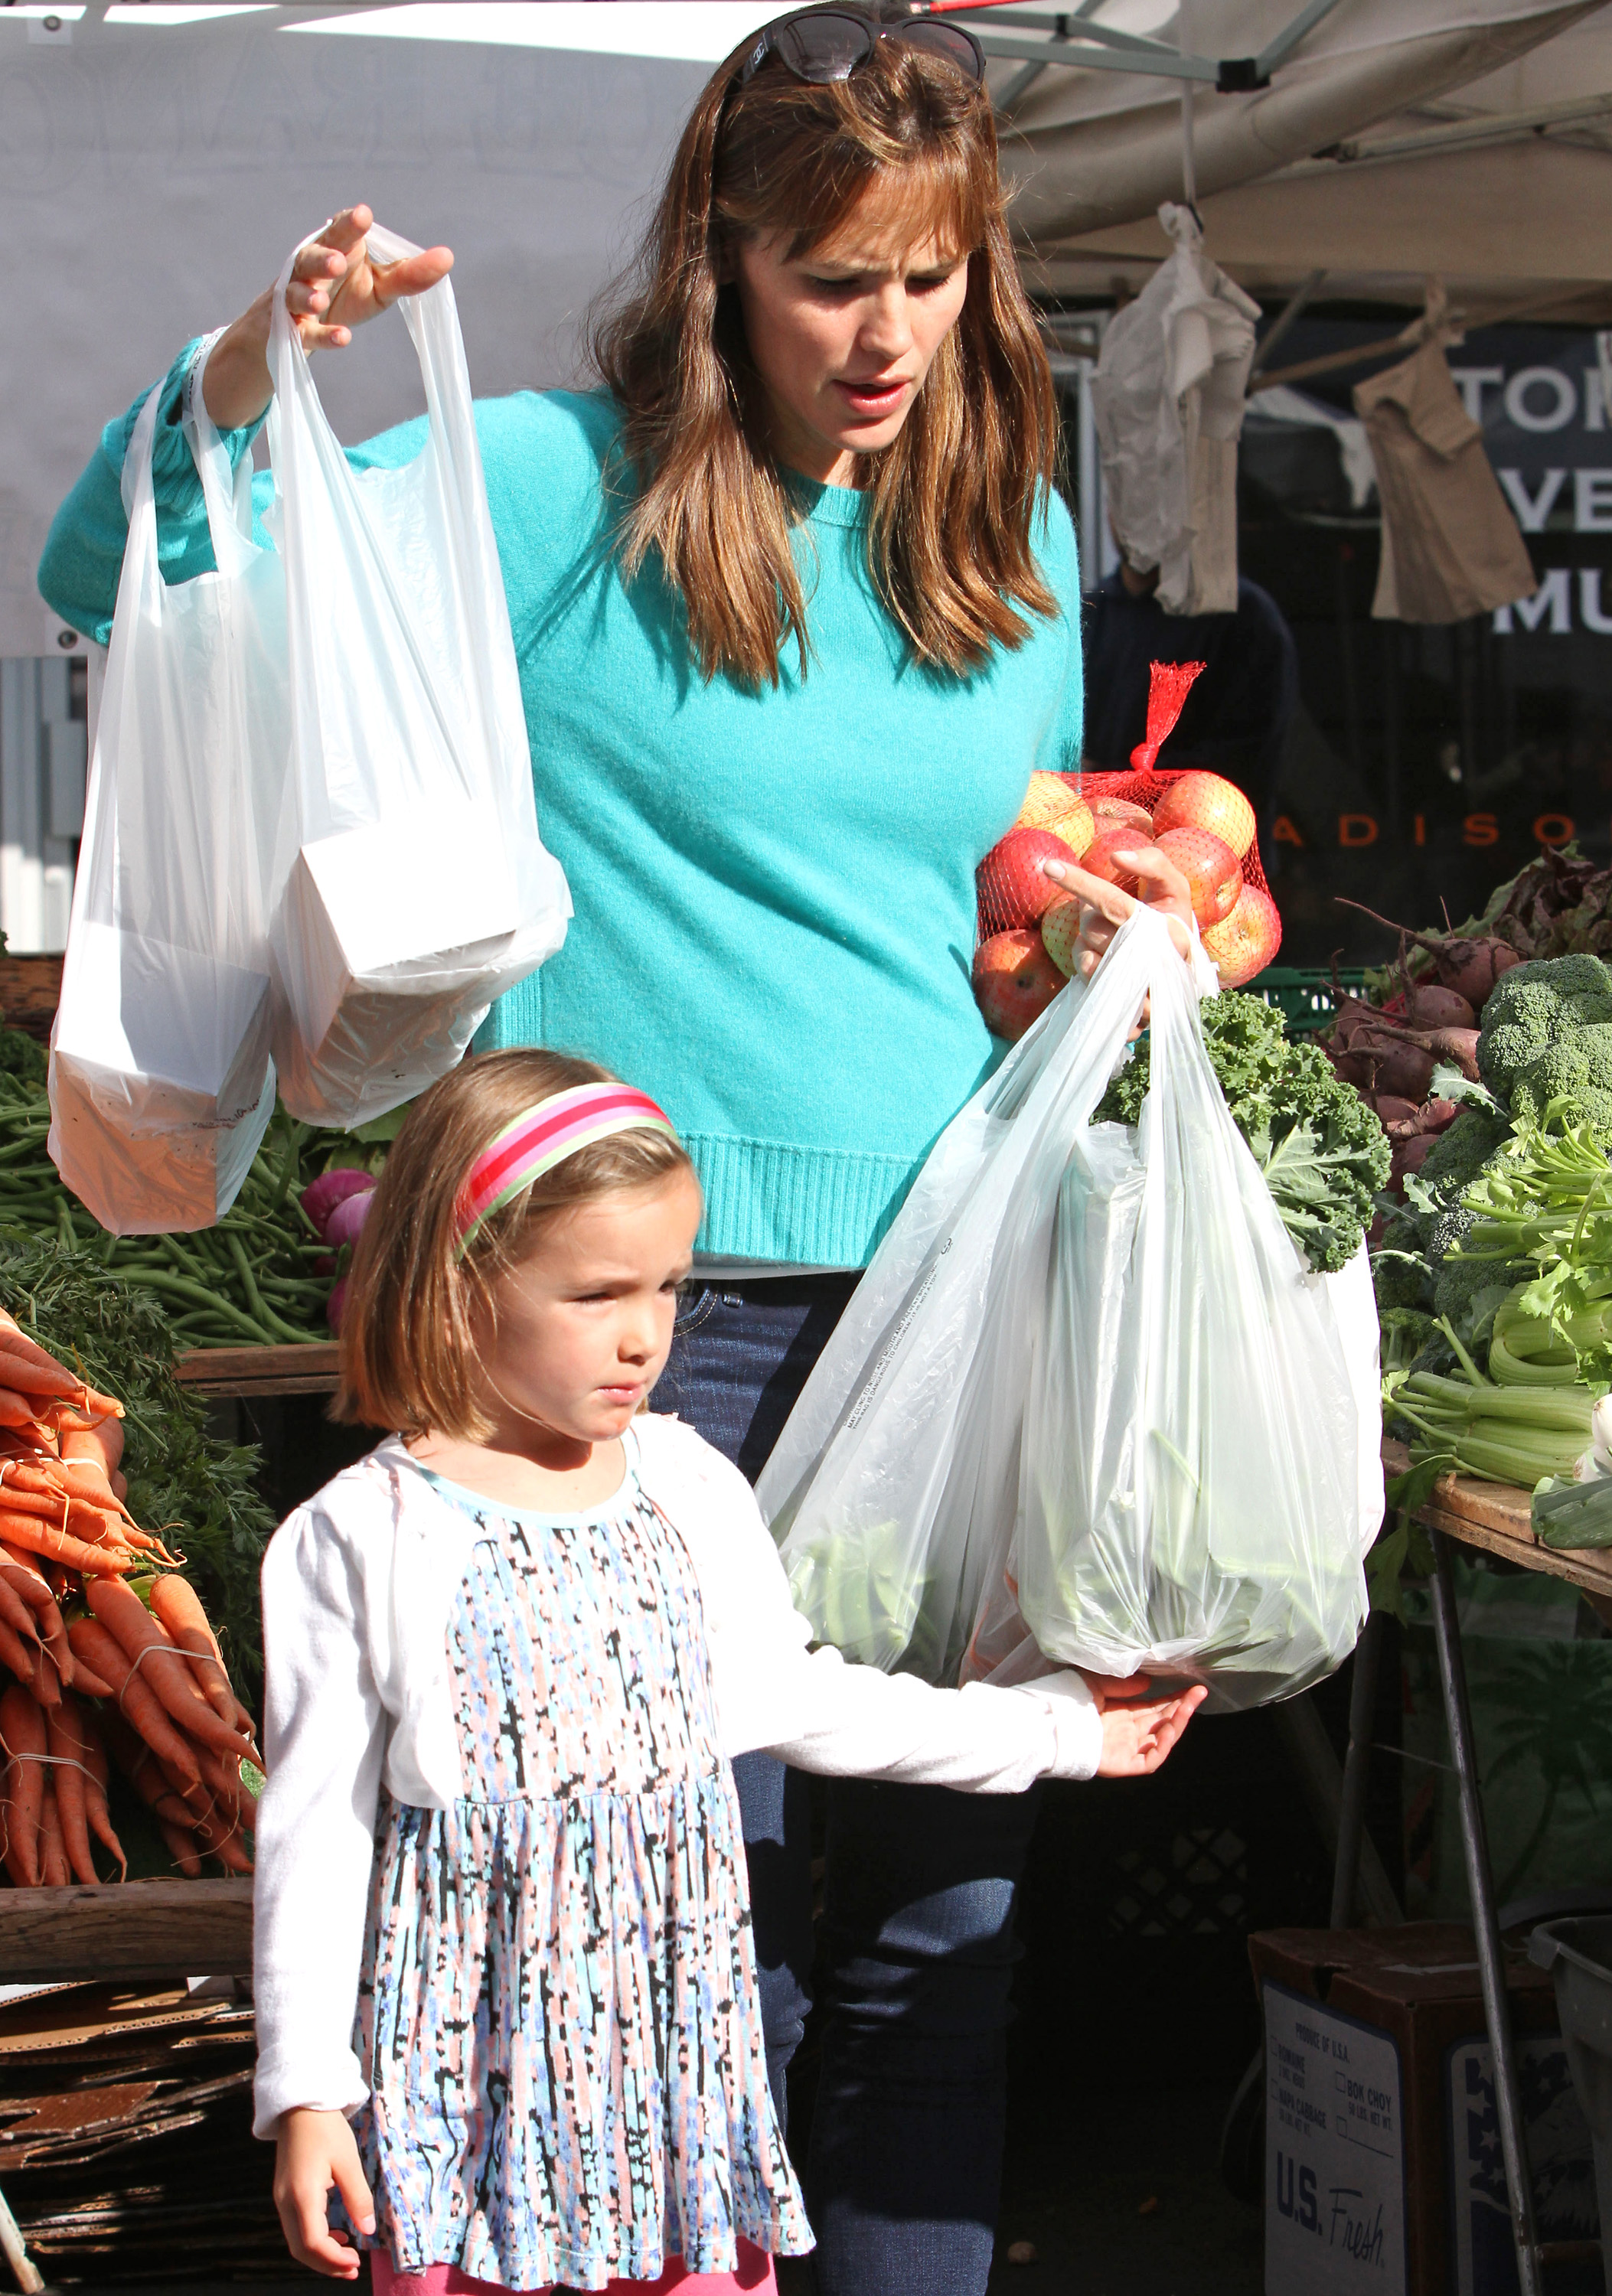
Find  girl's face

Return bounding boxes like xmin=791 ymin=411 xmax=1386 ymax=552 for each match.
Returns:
xmin=732 ymin=181 xmax=970 ymax=488
xmin=475 ymin=1169 xmax=703 ymax=1449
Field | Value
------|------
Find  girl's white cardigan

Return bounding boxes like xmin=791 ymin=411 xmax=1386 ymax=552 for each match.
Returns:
xmin=251 ymin=1414 xmax=1101 ymax=2136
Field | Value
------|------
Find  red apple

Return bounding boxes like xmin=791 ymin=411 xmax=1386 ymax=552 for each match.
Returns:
xmin=1150 ymin=771 xmax=1256 ymax=861
xmin=1041 ymin=895 xmax=1082 ymax=980
xmin=973 ymin=929 xmax=1065 ymax=1040
xmin=1014 ymin=773 xmax=1094 ymax=858
xmin=979 ymin=826 xmax=1082 ymax=928
xmin=1084 ymin=830 xmax=1164 ymax=899
xmin=1200 ymin=883 xmax=1282 ymax=989
xmin=1155 ymin=825 xmax=1242 ymax=928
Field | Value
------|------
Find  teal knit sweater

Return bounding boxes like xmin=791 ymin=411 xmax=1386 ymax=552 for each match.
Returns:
xmin=39 ymin=357 xmax=1082 ymax=1266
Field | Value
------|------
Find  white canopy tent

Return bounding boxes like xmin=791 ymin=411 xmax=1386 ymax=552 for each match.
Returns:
xmin=983 ymin=0 xmax=1612 ymax=312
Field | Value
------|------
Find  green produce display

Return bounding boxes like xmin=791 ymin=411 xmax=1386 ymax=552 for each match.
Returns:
xmin=0 ymin=1238 xmax=275 ymax=1704
xmin=0 ymin=1039 xmax=397 ymax=1347
xmin=1095 ymin=989 xmax=1390 ymax=1273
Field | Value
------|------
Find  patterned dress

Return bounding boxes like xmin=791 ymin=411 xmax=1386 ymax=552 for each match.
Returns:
xmin=351 ymin=1453 xmax=813 ymax=2292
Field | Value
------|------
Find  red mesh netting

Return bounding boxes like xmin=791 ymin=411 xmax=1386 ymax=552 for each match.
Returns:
xmin=974 ymin=661 xmax=1280 ymax=979
xmin=974 ymin=765 xmax=1277 ymax=944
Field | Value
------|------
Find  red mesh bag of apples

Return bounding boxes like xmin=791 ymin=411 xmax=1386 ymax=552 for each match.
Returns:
xmin=974 ymin=662 xmax=1283 ymax=1042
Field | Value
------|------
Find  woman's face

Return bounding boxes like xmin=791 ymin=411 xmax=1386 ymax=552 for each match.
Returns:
xmin=732 ymin=184 xmax=970 ymax=488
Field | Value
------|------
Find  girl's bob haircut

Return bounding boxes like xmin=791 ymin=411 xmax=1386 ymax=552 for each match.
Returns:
xmin=592 ymin=8 xmax=1059 ymax=689
xmin=336 ymin=1049 xmax=697 ymax=1441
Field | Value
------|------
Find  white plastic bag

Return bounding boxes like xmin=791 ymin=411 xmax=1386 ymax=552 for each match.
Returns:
xmin=49 ymin=349 xmax=289 ymax=1232
xmin=264 ymin=222 xmax=569 ymax=1125
xmin=759 ymin=908 xmax=1368 ymax=1707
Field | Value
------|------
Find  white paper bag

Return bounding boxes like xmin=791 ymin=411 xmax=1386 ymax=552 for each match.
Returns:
xmin=264 ymin=222 xmax=570 ymax=1126
xmin=49 ymin=355 xmax=288 ymax=1233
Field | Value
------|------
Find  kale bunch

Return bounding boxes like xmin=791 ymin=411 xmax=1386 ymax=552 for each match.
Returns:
xmin=1096 ymin=991 xmax=1392 ymax=1274
xmin=0 ymin=1236 xmax=276 ymax=1711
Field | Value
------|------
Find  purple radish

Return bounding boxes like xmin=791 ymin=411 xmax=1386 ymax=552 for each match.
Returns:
xmin=323 ymin=1189 xmax=376 ymax=1251
xmin=302 ymin=1169 xmax=377 ymax=1239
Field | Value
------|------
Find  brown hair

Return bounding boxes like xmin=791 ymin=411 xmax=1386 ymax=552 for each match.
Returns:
xmin=591 ymin=14 xmax=1059 ymax=688
xmin=335 ymin=1050 xmax=697 ymax=1440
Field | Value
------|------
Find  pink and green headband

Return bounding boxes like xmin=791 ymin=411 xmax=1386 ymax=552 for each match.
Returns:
xmin=454 ymin=1084 xmax=680 ymax=1254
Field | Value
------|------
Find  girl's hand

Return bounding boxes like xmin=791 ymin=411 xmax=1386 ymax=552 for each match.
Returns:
xmin=272 ymin=2106 xmax=376 ymax=2280
xmin=201 ymin=204 xmax=454 ymax=431
xmin=1092 ymin=1681 xmax=1207 ymax=1777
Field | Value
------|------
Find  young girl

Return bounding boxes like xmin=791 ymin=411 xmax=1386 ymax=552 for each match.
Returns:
xmin=253 ymin=1049 xmax=1203 ymax=2294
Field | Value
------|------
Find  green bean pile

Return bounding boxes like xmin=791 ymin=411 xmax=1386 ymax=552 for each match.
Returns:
xmin=0 ymin=1067 xmax=338 ymax=1349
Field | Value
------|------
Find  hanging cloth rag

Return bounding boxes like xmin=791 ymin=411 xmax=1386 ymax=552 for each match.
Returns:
xmin=1091 ymin=203 xmax=1260 ymax=617
xmin=1353 ymin=284 xmax=1535 ymax=625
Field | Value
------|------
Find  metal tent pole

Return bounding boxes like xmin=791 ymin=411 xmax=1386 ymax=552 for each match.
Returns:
xmin=1427 ymin=1528 xmax=1543 ymax=2296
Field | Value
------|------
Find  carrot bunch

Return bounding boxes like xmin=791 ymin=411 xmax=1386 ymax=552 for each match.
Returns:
xmin=0 ymin=1310 xmax=259 ymax=1886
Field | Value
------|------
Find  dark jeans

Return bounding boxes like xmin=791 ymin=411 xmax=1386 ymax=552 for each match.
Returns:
xmin=654 ymin=1280 xmax=1041 ymax=2296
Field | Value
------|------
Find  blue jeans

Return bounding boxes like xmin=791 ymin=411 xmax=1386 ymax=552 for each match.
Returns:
xmin=654 ymin=1280 xmax=1041 ymax=2296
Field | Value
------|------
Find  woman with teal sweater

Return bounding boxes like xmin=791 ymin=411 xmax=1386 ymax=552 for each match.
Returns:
xmin=41 ymin=9 xmax=1189 ymax=2290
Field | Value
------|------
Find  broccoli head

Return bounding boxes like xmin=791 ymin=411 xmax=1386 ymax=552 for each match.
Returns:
xmin=1406 ymin=1110 xmax=1513 ymax=1246
xmin=1504 ymin=1026 xmax=1612 ymax=1137
xmin=1478 ymin=954 xmax=1612 ymax=1100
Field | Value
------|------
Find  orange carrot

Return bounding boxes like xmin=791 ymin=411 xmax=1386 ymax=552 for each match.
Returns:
xmin=0 ymin=1686 xmax=44 ymax=1886
xmin=84 ymin=1581 xmax=251 ymax=1757
xmin=156 ymin=1818 xmax=203 ymax=1879
xmin=0 ymin=1617 xmax=38 ymax=1687
xmin=37 ymin=1780 xmax=67 ymax=1887
xmin=0 ymin=1352 xmax=82 ymax=1403
xmin=0 ymin=1315 xmax=70 ymax=1374
xmin=77 ymin=1711 xmax=126 ymax=1882
xmin=0 ymin=1557 xmax=70 ymax=1687
xmin=0 ymin=1512 xmax=135 ymax=1575
xmin=64 ymin=1620 xmax=200 ymax=1791
xmin=191 ymin=1744 xmax=255 ymax=1831
xmin=45 ymin=1700 xmax=98 ymax=1887
xmin=207 ymin=1825 xmax=253 ymax=1877
xmin=61 ymin=1418 xmax=122 ymax=1476
xmin=0 ymin=1576 xmax=40 ymax=1652
xmin=0 ymin=1388 xmax=40 ymax=1430
xmin=148 ymin=1574 xmax=250 ymax=1737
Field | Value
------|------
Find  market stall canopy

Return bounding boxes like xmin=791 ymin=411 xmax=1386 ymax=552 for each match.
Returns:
xmin=990 ymin=0 xmax=1612 ymax=313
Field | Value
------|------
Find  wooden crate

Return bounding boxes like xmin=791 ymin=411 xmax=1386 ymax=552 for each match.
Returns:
xmin=173 ymin=1343 xmax=340 ymax=1399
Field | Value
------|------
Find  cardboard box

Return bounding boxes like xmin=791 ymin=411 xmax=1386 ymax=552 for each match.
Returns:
xmin=1251 ymin=1925 xmax=1601 ymax=2296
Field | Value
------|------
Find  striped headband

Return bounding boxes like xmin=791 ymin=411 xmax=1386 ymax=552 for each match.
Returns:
xmin=453 ymin=1084 xmax=680 ymax=1254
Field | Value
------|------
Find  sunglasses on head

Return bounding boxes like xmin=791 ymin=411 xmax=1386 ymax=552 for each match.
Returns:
xmin=738 ymin=6 xmax=986 ymax=90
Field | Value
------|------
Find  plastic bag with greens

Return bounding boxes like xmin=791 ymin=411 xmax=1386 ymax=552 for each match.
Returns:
xmin=759 ymin=907 xmax=1369 ymax=1707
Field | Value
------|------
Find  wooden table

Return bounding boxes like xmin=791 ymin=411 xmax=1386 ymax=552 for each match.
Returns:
xmin=0 ymin=1880 xmax=253 ymax=1988
xmin=1382 ymin=1436 xmax=1612 ymax=1608
xmin=173 ymin=1342 xmax=339 ymax=1398
xmin=1355 ymin=1443 xmax=1612 ymax=2296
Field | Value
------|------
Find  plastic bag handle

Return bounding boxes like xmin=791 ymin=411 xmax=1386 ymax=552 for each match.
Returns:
xmin=185 ymin=331 xmax=257 ymax=581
